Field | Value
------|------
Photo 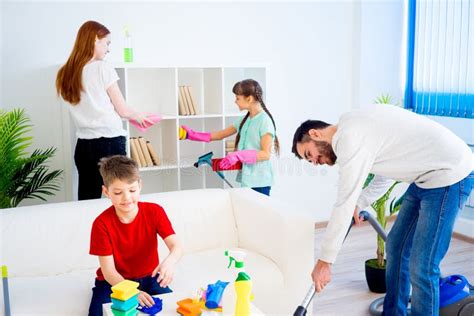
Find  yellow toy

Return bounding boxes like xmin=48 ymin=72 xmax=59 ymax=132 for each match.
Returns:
xmin=179 ymin=127 xmax=187 ymax=140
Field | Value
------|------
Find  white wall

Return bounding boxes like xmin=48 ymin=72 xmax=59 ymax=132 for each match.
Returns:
xmin=1 ymin=1 xmax=419 ymax=224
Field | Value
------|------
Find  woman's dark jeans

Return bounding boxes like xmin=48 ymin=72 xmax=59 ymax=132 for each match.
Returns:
xmin=74 ymin=136 xmax=126 ymax=200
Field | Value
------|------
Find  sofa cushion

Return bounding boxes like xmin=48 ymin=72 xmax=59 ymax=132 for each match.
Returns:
xmin=141 ymin=189 xmax=239 ymax=255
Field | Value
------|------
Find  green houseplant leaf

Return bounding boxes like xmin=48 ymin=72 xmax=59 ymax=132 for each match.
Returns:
xmin=0 ymin=108 xmax=63 ymax=208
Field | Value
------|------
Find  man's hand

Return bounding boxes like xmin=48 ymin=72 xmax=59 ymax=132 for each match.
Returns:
xmin=312 ymin=259 xmax=332 ymax=292
xmin=353 ymin=205 xmax=362 ymax=225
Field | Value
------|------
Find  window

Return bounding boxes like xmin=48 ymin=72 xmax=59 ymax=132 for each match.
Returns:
xmin=405 ymin=0 xmax=473 ymax=118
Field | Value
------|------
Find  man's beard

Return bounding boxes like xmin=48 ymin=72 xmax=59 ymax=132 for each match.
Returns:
xmin=314 ymin=140 xmax=337 ymax=165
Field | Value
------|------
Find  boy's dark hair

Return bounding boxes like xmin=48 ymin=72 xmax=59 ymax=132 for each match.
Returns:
xmin=99 ymin=155 xmax=140 ymax=187
xmin=291 ymin=120 xmax=331 ymax=159
xmin=233 ymin=79 xmax=280 ymax=155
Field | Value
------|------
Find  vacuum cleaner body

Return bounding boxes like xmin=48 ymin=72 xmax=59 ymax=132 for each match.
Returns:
xmin=439 ymin=275 xmax=474 ymax=316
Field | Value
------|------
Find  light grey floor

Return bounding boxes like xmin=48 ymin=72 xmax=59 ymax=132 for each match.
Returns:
xmin=312 ymin=222 xmax=474 ymax=315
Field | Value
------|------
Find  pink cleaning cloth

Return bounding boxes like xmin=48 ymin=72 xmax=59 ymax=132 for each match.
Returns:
xmin=129 ymin=114 xmax=162 ymax=132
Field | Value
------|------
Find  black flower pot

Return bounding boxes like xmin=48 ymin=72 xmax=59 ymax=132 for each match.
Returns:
xmin=365 ymin=259 xmax=387 ymax=293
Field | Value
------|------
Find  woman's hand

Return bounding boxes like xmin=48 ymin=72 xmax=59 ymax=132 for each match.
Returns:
xmin=131 ymin=112 xmax=155 ymax=128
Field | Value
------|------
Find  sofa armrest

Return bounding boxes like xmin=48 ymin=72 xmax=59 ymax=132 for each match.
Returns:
xmin=228 ymin=188 xmax=314 ymax=289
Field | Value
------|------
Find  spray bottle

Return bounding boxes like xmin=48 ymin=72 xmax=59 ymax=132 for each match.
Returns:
xmin=123 ymin=26 xmax=133 ymax=63
xmin=223 ymin=250 xmax=252 ymax=316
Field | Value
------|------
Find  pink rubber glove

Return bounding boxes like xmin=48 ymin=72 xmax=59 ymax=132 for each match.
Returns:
xmin=130 ymin=114 xmax=162 ymax=132
xmin=219 ymin=150 xmax=257 ymax=169
xmin=181 ymin=125 xmax=211 ymax=142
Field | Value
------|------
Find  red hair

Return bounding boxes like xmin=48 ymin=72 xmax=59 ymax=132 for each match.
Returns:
xmin=56 ymin=21 xmax=110 ymax=105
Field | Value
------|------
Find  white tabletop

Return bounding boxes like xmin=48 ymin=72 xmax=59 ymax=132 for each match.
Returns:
xmin=103 ymin=291 xmax=265 ymax=316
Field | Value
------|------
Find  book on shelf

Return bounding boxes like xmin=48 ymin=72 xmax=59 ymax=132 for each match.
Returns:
xmin=178 ymin=86 xmax=188 ymax=116
xmin=179 ymin=86 xmax=191 ymax=115
xmin=146 ymin=141 xmax=160 ymax=166
xmin=130 ymin=137 xmax=161 ymax=167
xmin=185 ymin=86 xmax=198 ymax=115
xmin=138 ymin=137 xmax=154 ymax=167
xmin=178 ymin=85 xmax=198 ymax=116
xmin=129 ymin=137 xmax=142 ymax=168
xmin=131 ymin=137 xmax=147 ymax=167
xmin=225 ymin=140 xmax=235 ymax=148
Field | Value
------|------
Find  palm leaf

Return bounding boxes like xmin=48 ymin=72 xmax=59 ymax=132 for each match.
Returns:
xmin=0 ymin=108 xmax=63 ymax=208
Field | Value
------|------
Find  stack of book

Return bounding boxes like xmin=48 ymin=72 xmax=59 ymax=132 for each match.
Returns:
xmin=129 ymin=137 xmax=160 ymax=168
xmin=225 ymin=140 xmax=235 ymax=155
xmin=178 ymin=86 xmax=198 ymax=116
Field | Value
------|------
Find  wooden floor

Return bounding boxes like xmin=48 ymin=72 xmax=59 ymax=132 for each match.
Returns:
xmin=312 ymin=222 xmax=474 ymax=315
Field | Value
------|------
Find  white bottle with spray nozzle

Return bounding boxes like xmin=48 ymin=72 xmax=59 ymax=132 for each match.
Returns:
xmin=123 ymin=26 xmax=133 ymax=63
xmin=222 ymin=250 xmax=253 ymax=316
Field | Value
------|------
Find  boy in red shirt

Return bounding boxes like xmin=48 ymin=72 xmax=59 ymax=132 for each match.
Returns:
xmin=88 ymin=155 xmax=182 ymax=316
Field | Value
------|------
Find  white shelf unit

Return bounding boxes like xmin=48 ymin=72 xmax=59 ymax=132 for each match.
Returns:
xmin=115 ymin=65 xmax=266 ymax=194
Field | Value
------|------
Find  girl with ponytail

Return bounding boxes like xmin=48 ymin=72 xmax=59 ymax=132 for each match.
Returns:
xmin=180 ymin=79 xmax=279 ymax=196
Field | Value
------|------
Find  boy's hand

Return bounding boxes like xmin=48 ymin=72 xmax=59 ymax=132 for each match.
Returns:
xmin=152 ymin=260 xmax=175 ymax=288
xmin=138 ymin=290 xmax=155 ymax=307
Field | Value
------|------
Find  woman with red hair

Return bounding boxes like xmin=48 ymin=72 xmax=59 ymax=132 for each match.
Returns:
xmin=56 ymin=21 xmax=151 ymax=200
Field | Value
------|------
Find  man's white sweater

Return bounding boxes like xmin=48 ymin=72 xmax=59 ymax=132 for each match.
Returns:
xmin=320 ymin=104 xmax=473 ymax=263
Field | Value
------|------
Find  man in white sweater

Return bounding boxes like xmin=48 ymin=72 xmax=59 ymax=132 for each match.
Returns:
xmin=292 ymin=104 xmax=473 ymax=315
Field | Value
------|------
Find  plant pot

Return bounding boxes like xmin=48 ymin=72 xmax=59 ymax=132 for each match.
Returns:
xmin=365 ymin=259 xmax=386 ymax=293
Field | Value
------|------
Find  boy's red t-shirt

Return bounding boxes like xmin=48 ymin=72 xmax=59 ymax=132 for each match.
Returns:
xmin=89 ymin=202 xmax=175 ymax=280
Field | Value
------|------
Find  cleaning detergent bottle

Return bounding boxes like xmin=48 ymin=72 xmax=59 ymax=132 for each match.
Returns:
xmin=123 ymin=26 xmax=133 ymax=63
xmin=223 ymin=250 xmax=252 ymax=316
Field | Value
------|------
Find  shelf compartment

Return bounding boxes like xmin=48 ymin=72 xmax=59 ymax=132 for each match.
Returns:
xmin=140 ymin=169 xmax=179 ymax=194
xmin=126 ymin=68 xmax=177 ymax=116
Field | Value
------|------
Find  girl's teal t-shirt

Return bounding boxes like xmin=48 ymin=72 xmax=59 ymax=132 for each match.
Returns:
xmin=232 ymin=111 xmax=275 ymax=188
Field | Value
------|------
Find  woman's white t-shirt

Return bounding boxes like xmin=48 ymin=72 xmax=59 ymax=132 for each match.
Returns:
xmin=68 ymin=60 xmax=127 ymax=139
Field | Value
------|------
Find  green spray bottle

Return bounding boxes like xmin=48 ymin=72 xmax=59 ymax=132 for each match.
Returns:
xmin=123 ymin=26 xmax=133 ymax=63
xmin=223 ymin=250 xmax=252 ymax=316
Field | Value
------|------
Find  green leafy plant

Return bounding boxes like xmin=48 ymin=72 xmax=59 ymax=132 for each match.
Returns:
xmin=0 ymin=108 xmax=63 ymax=208
xmin=365 ymin=178 xmax=404 ymax=268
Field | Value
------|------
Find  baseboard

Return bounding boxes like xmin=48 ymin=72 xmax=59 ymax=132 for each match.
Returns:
xmin=452 ymin=232 xmax=474 ymax=244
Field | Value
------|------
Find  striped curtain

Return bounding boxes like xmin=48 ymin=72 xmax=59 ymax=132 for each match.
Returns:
xmin=405 ymin=0 xmax=474 ymax=118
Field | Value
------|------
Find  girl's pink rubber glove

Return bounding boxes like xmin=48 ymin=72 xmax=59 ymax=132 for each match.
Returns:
xmin=181 ymin=125 xmax=211 ymax=142
xmin=219 ymin=150 xmax=257 ymax=169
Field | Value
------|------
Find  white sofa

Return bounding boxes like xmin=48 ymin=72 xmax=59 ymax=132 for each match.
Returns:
xmin=0 ymin=188 xmax=314 ymax=315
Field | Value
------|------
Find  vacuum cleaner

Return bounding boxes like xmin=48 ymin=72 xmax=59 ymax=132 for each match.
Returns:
xmin=193 ymin=151 xmax=242 ymax=188
xmin=294 ymin=211 xmax=474 ymax=316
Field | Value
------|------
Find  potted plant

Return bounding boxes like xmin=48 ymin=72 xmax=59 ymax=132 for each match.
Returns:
xmin=0 ymin=108 xmax=63 ymax=208
xmin=363 ymin=94 xmax=405 ymax=293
